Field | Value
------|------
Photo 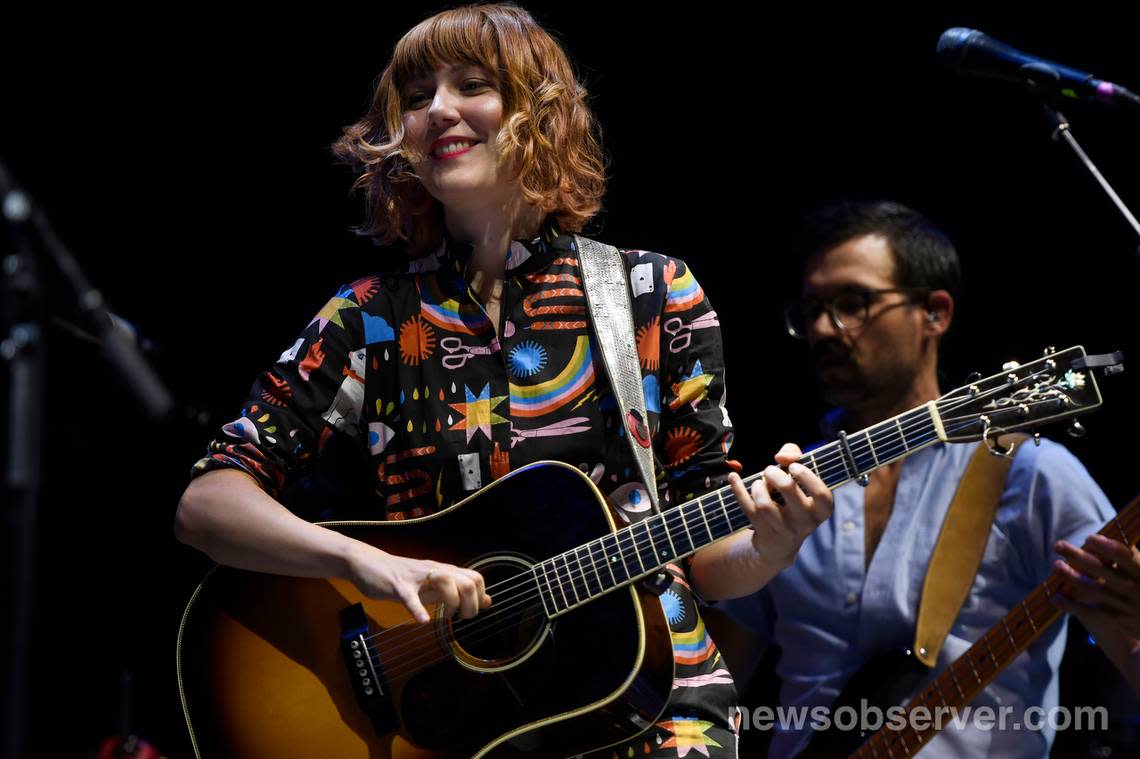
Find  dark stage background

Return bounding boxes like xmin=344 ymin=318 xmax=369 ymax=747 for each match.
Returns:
xmin=2 ymin=2 xmax=1138 ymax=756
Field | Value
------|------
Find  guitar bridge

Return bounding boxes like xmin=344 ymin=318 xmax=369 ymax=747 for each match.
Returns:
xmin=340 ymin=602 xmax=399 ymax=735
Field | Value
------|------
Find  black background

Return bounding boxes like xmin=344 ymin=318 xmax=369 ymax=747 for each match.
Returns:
xmin=2 ymin=2 xmax=1138 ymax=756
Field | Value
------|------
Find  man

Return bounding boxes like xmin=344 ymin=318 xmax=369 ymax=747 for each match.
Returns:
xmin=727 ymin=201 xmax=1135 ymax=757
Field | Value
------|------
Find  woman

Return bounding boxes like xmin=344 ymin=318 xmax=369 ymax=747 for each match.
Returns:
xmin=175 ymin=4 xmax=832 ymax=756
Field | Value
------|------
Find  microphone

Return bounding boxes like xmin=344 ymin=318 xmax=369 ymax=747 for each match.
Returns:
xmin=936 ymin=28 xmax=1140 ymax=111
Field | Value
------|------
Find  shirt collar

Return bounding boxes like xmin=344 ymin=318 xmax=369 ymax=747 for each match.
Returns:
xmin=406 ymin=217 xmax=574 ymax=298
xmin=819 ymin=406 xmax=847 ymax=440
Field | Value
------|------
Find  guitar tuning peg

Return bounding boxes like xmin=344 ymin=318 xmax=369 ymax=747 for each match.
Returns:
xmin=1033 ymin=432 xmax=1041 ymax=447
xmin=1002 ymin=361 xmax=1021 ymax=372
xmin=1042 ymin=346 xmax=1056 ymax=357
xmin=966 ymin=371 xmax=983 ymax=383
xmin=1067 ymin=420 xmax=1086 ymax=438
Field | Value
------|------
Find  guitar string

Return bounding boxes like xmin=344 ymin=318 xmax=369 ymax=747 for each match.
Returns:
xmin=364 ymin=401 xmax=1060 ymax=677
xmin=853 ymin=506 xmax=1140 ymax=758
xmin=369 ymin=440 xmax=947 ymax=684
xmin=373 ymin=394 xmax=1096 ymax=686
xmin=364 ymin=411 xmax=996 ymax=676
xmin=366 ymin=442 xmax=926 ymax=682
xmin=360 ymin=371 xmax=1073 ymax=663
xmin=367 ymin=378 xmax=1032 ymax=652
xmin=808 ymin=392 xmax=1064 ymax=486
xmin=361 ymin=386 xmax=1066 ymax=665
xmin=812 ymin=364 xmax=1062 ymax=482
xmin=780 ymin=362 xmax=1060 ymax=484
xmin=379 ymin=503 xmax=1137 ymax=698
xmin=366 ymin=418 xmax=947 ymax=665
xmin=368 ymin=386 xmax=1058 ymax=656
xmin=370 ymin=371 xmax=1064 ymax=654
xmin=371 ymin=424 xmax=956 ymax=683
xmin=362 ymin=363 xmax=1074 ymax=748
xmin=371 ymin=363 xmax=1068 ymax=653
xmin=375 ymin=423 xmax=1108 ymax=689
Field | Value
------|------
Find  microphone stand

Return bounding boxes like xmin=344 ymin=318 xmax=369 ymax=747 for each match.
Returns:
xmin=1 ymin=178 xmax=44 ymax=759
xmin=1042 ymin=105 xmax=1140 ymax=259
xmin=1 ymin=161 xmax=175 ymax=759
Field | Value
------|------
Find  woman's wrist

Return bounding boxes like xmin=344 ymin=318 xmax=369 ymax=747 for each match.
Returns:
xmin=749 ymin=529 xmax=796 ymax=574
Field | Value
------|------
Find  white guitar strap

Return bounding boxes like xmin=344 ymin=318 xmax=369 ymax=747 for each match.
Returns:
xmin=574 ymin=235 xmax=661 ymax=515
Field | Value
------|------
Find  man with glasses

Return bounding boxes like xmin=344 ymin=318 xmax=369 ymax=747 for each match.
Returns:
xmin=726 ymin=201 xmax=1133 ymax=757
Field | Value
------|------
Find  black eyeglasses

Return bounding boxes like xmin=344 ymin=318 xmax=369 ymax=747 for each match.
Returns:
xmin=783 ymin=287 xmax=929 ymax=339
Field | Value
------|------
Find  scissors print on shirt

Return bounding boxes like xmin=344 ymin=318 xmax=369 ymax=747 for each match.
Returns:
xmin=440 ymin=336 xmax=500 ymax=370
xmin=509 ymin=417 xmax=592 ymax=447
xmin=662 ymin=311 xmax=720 ymax=354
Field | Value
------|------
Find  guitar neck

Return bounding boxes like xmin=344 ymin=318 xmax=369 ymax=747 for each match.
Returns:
xmin=851 ymin=495 xmax=1140 ymax=759
xmin=533 ymin=403 xmax=949 ymax=617
xmin=532 ymin=349 xmax=1104 ymax=617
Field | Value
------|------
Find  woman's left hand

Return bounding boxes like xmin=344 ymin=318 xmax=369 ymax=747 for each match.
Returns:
xmin=729 ymin=443 xmax=834 ymax=570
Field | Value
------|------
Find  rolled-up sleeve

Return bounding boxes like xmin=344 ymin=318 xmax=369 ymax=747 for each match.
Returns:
xmin=192 ymin=281 xmax=370 ymax=499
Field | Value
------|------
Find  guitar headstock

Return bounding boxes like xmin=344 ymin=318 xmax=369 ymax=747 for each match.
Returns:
xmin=936 ymin=346 xmax=1117 ymax=444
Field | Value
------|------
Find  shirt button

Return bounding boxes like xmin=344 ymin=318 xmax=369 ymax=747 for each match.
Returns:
xmin=845 ymin=592 xmax=858 ymax=605
xmin=842 ymin=520 xmax=856 ymax=532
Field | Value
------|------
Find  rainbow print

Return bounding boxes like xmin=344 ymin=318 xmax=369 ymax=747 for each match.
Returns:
xmin=509 ymin=335 xmax=594 ymax=418
xmin=664 ymin=267 xmax=705 ymax=313
xmin=671 ymin=616 xmax=716 ymax=665
xmin=417 ymin=279 xmax=491 ymax=334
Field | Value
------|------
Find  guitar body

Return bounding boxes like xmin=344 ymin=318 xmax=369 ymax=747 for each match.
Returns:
xmin=799 ymin=650 xmax=929 ymax=759
xmin=177 ymin=462 xmax=674 ymax=758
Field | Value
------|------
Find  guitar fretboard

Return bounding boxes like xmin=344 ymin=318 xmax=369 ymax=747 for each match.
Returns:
xmin=532 ymin=403 xmax=952 ymax=617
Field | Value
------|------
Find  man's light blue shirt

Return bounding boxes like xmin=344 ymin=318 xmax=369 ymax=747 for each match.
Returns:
xmin=728 ymin=438 xmax=1114 ymax=758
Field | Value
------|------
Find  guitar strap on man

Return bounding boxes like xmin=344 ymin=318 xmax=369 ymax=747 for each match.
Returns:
xmin=574 ymin=235 xmax=661 ymax=517
xmin=912 ymin=433 xmax=1029 ymax=667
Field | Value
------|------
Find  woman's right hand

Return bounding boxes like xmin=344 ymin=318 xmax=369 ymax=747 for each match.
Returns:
xmin=176 ymin=469 xmax=491 ymax=624
xmin=345 ymin=542 xmax=491 ymax=624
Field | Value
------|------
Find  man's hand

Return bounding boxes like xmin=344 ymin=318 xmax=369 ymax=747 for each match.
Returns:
xmin=1053 ymin=535 xmax=1140 ymax=639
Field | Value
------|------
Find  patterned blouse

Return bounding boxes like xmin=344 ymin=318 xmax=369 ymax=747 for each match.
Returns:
xmin=193 ymin=220 xmax=743 ymax=757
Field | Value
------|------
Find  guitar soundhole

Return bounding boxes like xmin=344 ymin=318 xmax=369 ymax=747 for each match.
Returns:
xmin=449 ymin=554 xmax=549 ymax=670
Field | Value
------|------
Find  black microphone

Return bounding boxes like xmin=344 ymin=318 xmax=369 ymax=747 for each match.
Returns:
xmin=937 ymin=27 xmax=1140 ymax=111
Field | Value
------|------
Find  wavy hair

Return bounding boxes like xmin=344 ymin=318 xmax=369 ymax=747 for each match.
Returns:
xmin=331 ymin=3 xmax=606 ymax=255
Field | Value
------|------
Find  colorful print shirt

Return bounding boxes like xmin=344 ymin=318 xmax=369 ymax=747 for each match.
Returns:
xmin=193 ymin=220 xmax=743 ymax=756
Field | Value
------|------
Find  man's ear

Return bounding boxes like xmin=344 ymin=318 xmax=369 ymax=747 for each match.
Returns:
xmin=924 ymin=290 xmax=953 ymax=336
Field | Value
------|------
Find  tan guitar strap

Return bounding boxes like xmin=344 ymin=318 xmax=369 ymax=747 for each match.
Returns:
xmin=912 ymin=434 xmax=1028 ymax=667
xmin=574 ymin=235 xmax=660 ymax=514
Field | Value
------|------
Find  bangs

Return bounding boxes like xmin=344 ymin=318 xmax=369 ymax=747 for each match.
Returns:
xmin=390 ymin=8 xmax=502 ymax=88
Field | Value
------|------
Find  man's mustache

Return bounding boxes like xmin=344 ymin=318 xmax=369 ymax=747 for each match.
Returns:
xmin=812 ymin=341 xmax=850 ymax=366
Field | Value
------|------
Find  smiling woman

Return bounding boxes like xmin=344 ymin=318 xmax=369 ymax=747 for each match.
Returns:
xmin=330 ymin=3 xmax=606 ymax=258
xmin=173 ymin=4 xmax=833 ymax=758
xmin=397 ymin=63 xmax=515 ymax=218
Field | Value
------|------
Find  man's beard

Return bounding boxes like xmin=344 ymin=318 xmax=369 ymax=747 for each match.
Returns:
xmin=812 ymin=340 xmax=915 ymax=415
xmin=812 ymin=341 xmax=862 ymax=406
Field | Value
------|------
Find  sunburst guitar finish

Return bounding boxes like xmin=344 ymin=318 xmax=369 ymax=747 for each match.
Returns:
xmin=177 ymin=462 xmax=674 ymax=758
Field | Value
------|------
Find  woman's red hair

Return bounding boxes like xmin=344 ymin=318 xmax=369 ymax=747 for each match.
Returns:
xmin=331 ymin=3 xmax=607 ymax=255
